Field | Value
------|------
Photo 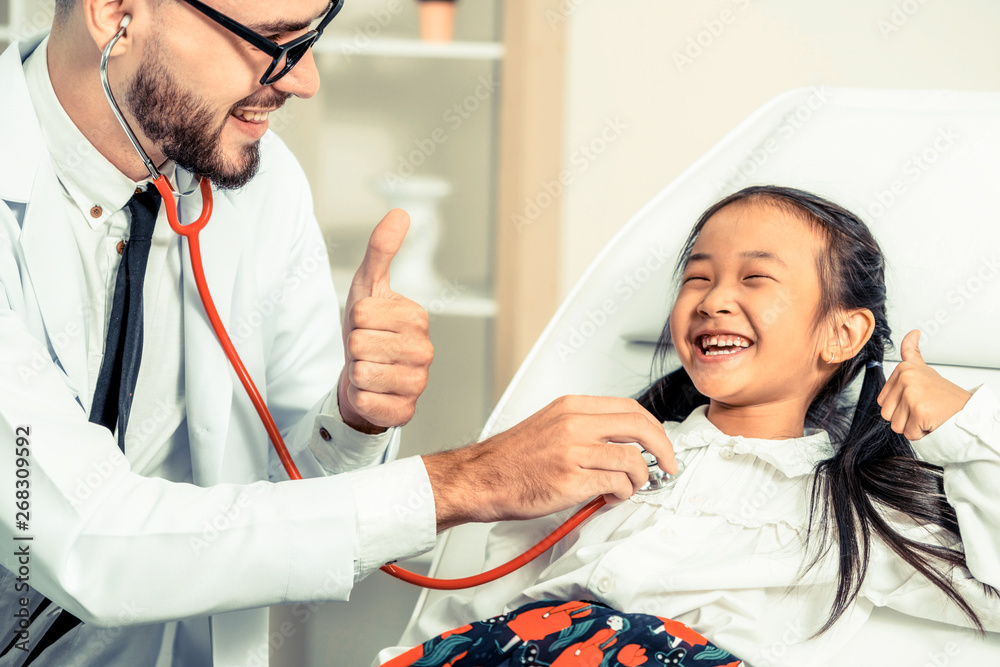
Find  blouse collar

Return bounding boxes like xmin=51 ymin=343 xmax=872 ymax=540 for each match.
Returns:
xmin=667 ymin=405 xmax=835 ymax=477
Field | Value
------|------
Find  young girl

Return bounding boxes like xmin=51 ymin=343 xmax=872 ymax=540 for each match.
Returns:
xmin=378 ymin=186 xmax=1000 ymax=666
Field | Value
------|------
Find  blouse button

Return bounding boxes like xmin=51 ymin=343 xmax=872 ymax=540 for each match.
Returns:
xmin=719 ymin=444 xmax=735 ymax=460
xmin=319 ymin=427 xmax=332 ymax=442
xmin=116 ymin=240 xmax=126 ymax=255
xmin=596 ymin=576 xmax=614 ymax=594
xmin=89 ymin=205 xmax=102 ymax=218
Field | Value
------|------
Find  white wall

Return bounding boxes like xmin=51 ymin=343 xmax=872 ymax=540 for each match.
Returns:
xmin=559 ymin=0 xmax=1000 ymax=296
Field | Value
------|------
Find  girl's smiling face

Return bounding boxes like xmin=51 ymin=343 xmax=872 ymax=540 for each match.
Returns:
xmin=670 ymin=201 xmax=833 ymax=424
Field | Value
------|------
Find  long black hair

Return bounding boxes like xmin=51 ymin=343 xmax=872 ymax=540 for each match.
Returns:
xmin=637 ymin=185 xmax=993 ymax=634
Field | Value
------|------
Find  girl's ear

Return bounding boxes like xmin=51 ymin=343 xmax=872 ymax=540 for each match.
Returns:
xmin=822 ymin=308 xmax=876 ymax=363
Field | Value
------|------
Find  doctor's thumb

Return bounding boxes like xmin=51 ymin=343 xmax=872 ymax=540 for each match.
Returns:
xmin=354 ymin=208 xmax=410 ymax=291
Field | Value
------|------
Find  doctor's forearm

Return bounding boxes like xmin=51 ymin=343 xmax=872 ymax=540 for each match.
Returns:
xmin=423 ymin=447 xmax=489 ymax=532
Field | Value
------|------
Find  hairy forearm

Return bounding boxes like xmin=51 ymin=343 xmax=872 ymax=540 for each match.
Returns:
xmin=423 ymin=445 xmax=492 ymax=532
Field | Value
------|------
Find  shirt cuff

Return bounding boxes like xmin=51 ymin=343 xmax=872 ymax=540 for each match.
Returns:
xmin=308 ymin=389 xmax=400 ymax=474
xmin=352 ymin=455 xmax=437 ymax=582
xmin=913 ymin=383 xmax=1000 ymax=465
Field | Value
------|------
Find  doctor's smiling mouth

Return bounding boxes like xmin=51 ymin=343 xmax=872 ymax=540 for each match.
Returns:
xmin=124 ymin=44 xmax=293 ymax=191
xmin=110 ymin=0 xmax=332 ymax=193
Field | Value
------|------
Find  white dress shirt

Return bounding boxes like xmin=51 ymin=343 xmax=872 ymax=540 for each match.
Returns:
xmin=385 ymin=384 xmax=1000 ymax=667
xmin=2 ymin=35 xmax=437 ymax=665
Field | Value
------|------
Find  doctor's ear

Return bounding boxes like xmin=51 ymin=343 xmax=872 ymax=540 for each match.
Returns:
xmin=82 ymin=0 xmax=137 ymax=56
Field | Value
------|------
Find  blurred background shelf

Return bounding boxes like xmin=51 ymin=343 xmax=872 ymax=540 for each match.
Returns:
xmin=316 ymin=36 xmax=504 ymax=60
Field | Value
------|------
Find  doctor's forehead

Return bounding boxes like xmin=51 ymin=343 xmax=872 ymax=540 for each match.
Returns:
xmin=212 ymin=0 xmax=333 ymax=32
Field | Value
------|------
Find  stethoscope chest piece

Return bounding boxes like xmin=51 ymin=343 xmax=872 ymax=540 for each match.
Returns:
xmin=638 ymin=451 xmax=684 ymax=495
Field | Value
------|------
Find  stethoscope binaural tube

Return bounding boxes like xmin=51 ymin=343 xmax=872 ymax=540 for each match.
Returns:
xmin=99 ymin=16 xmax=662 ymax=591
xmin=100 ymin=16 xmax=159 ymax=181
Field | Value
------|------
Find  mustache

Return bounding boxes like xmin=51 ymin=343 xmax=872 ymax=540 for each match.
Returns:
xmin=230 ymin=90 xmax=292 ymax=112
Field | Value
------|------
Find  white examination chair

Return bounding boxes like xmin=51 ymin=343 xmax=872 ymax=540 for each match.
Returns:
xmin=382 ymin=87 xmax=1000 ymax=666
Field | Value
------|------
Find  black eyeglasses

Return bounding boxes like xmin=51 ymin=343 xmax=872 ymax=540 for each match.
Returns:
xmin=180 ymin=0 xmax=343 ymax=85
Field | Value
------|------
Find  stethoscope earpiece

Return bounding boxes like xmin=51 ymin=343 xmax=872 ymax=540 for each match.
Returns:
xmin=119 ymin=14 xmax=132 ymax=30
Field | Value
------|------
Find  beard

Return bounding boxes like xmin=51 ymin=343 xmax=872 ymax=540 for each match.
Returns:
xmin=124 ymin=44 xmax=288 ymax=190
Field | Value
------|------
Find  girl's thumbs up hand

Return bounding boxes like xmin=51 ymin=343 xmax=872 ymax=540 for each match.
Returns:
xmin=876 ymin=329 xmax=972 ymax=440
xmin=338 ymin=209 xmax=434 ymax=433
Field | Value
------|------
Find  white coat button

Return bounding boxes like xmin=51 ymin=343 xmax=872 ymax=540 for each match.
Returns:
xmin=596 ymin=577 xmax=614 ymax=594
xmin=719 ymin=444 xmax=735 ymax=460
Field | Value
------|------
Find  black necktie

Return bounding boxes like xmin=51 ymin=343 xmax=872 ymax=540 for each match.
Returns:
xmin=88 ymin=184 xmax=162 ymax=453
xmin=8 ymin=186 xmax=162 ymax=663
xmin=90 ymin=185 xmax=161 ymax=452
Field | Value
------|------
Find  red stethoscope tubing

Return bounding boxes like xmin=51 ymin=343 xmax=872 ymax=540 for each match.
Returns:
xmin=164 ymin=175 xmax=606 ymax=590
xmin=155 ymin=175 xmax=300 ymax=479
xmin=380 ymin=496 xmax=607 ymax=589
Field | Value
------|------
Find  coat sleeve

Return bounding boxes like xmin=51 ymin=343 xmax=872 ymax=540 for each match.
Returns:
xmin=0 ymin=297 xmax=434 ymax=627
xmin=860 ymin=383 xmax=1000 ymax=631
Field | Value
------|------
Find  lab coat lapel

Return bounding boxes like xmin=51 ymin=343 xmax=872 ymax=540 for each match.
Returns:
xmin=181 ymin=185 xmax=241 ymax=486
xmin=0 ymin=38 xmax=90 ymax=404
xmin=18 ymin=167 xmax=91 ymax=403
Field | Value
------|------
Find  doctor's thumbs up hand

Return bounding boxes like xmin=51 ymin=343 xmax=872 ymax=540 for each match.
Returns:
xmin=338 ymin=209 xmax=433 ymax=433
xmin=876 ymin=329 xmax=972 ymax=440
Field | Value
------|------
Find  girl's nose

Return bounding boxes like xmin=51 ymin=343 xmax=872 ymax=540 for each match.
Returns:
xmin=698 ymin=284 xmax=737 ymax=316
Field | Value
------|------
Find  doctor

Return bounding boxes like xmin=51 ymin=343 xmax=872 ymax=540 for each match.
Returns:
xmin=0 ymin=1 xmax=676 ymax=665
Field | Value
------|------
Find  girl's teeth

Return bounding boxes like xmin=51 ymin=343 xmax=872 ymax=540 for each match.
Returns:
xmin=700 ymin=334 xmax=752 ymax=350
xmin=704 ymin=347 xmax=743 ymax=356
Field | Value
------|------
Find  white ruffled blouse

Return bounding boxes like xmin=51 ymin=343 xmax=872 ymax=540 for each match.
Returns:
xmin=386 ymin=384 xmax=1000 ymax=667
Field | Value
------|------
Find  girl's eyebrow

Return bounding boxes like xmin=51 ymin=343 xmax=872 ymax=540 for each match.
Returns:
xmin=688 ymin=250 xmax=787 ymax=267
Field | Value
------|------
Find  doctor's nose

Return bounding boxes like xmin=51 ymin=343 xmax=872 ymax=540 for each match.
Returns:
xmin=272 ymin=49 xmax=321 ymax=100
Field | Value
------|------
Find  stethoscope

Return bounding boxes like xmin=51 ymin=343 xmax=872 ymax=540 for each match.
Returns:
xmin=100 ymin=15 xmax=681 ymax=591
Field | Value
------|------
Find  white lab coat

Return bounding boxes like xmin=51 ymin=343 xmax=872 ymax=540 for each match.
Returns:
xmin=0 ymin=35 xmax=429 ymax=666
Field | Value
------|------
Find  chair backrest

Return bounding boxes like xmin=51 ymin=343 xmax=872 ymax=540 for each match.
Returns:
xmin=395 ymin=86 xmax=1000 ymax=658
